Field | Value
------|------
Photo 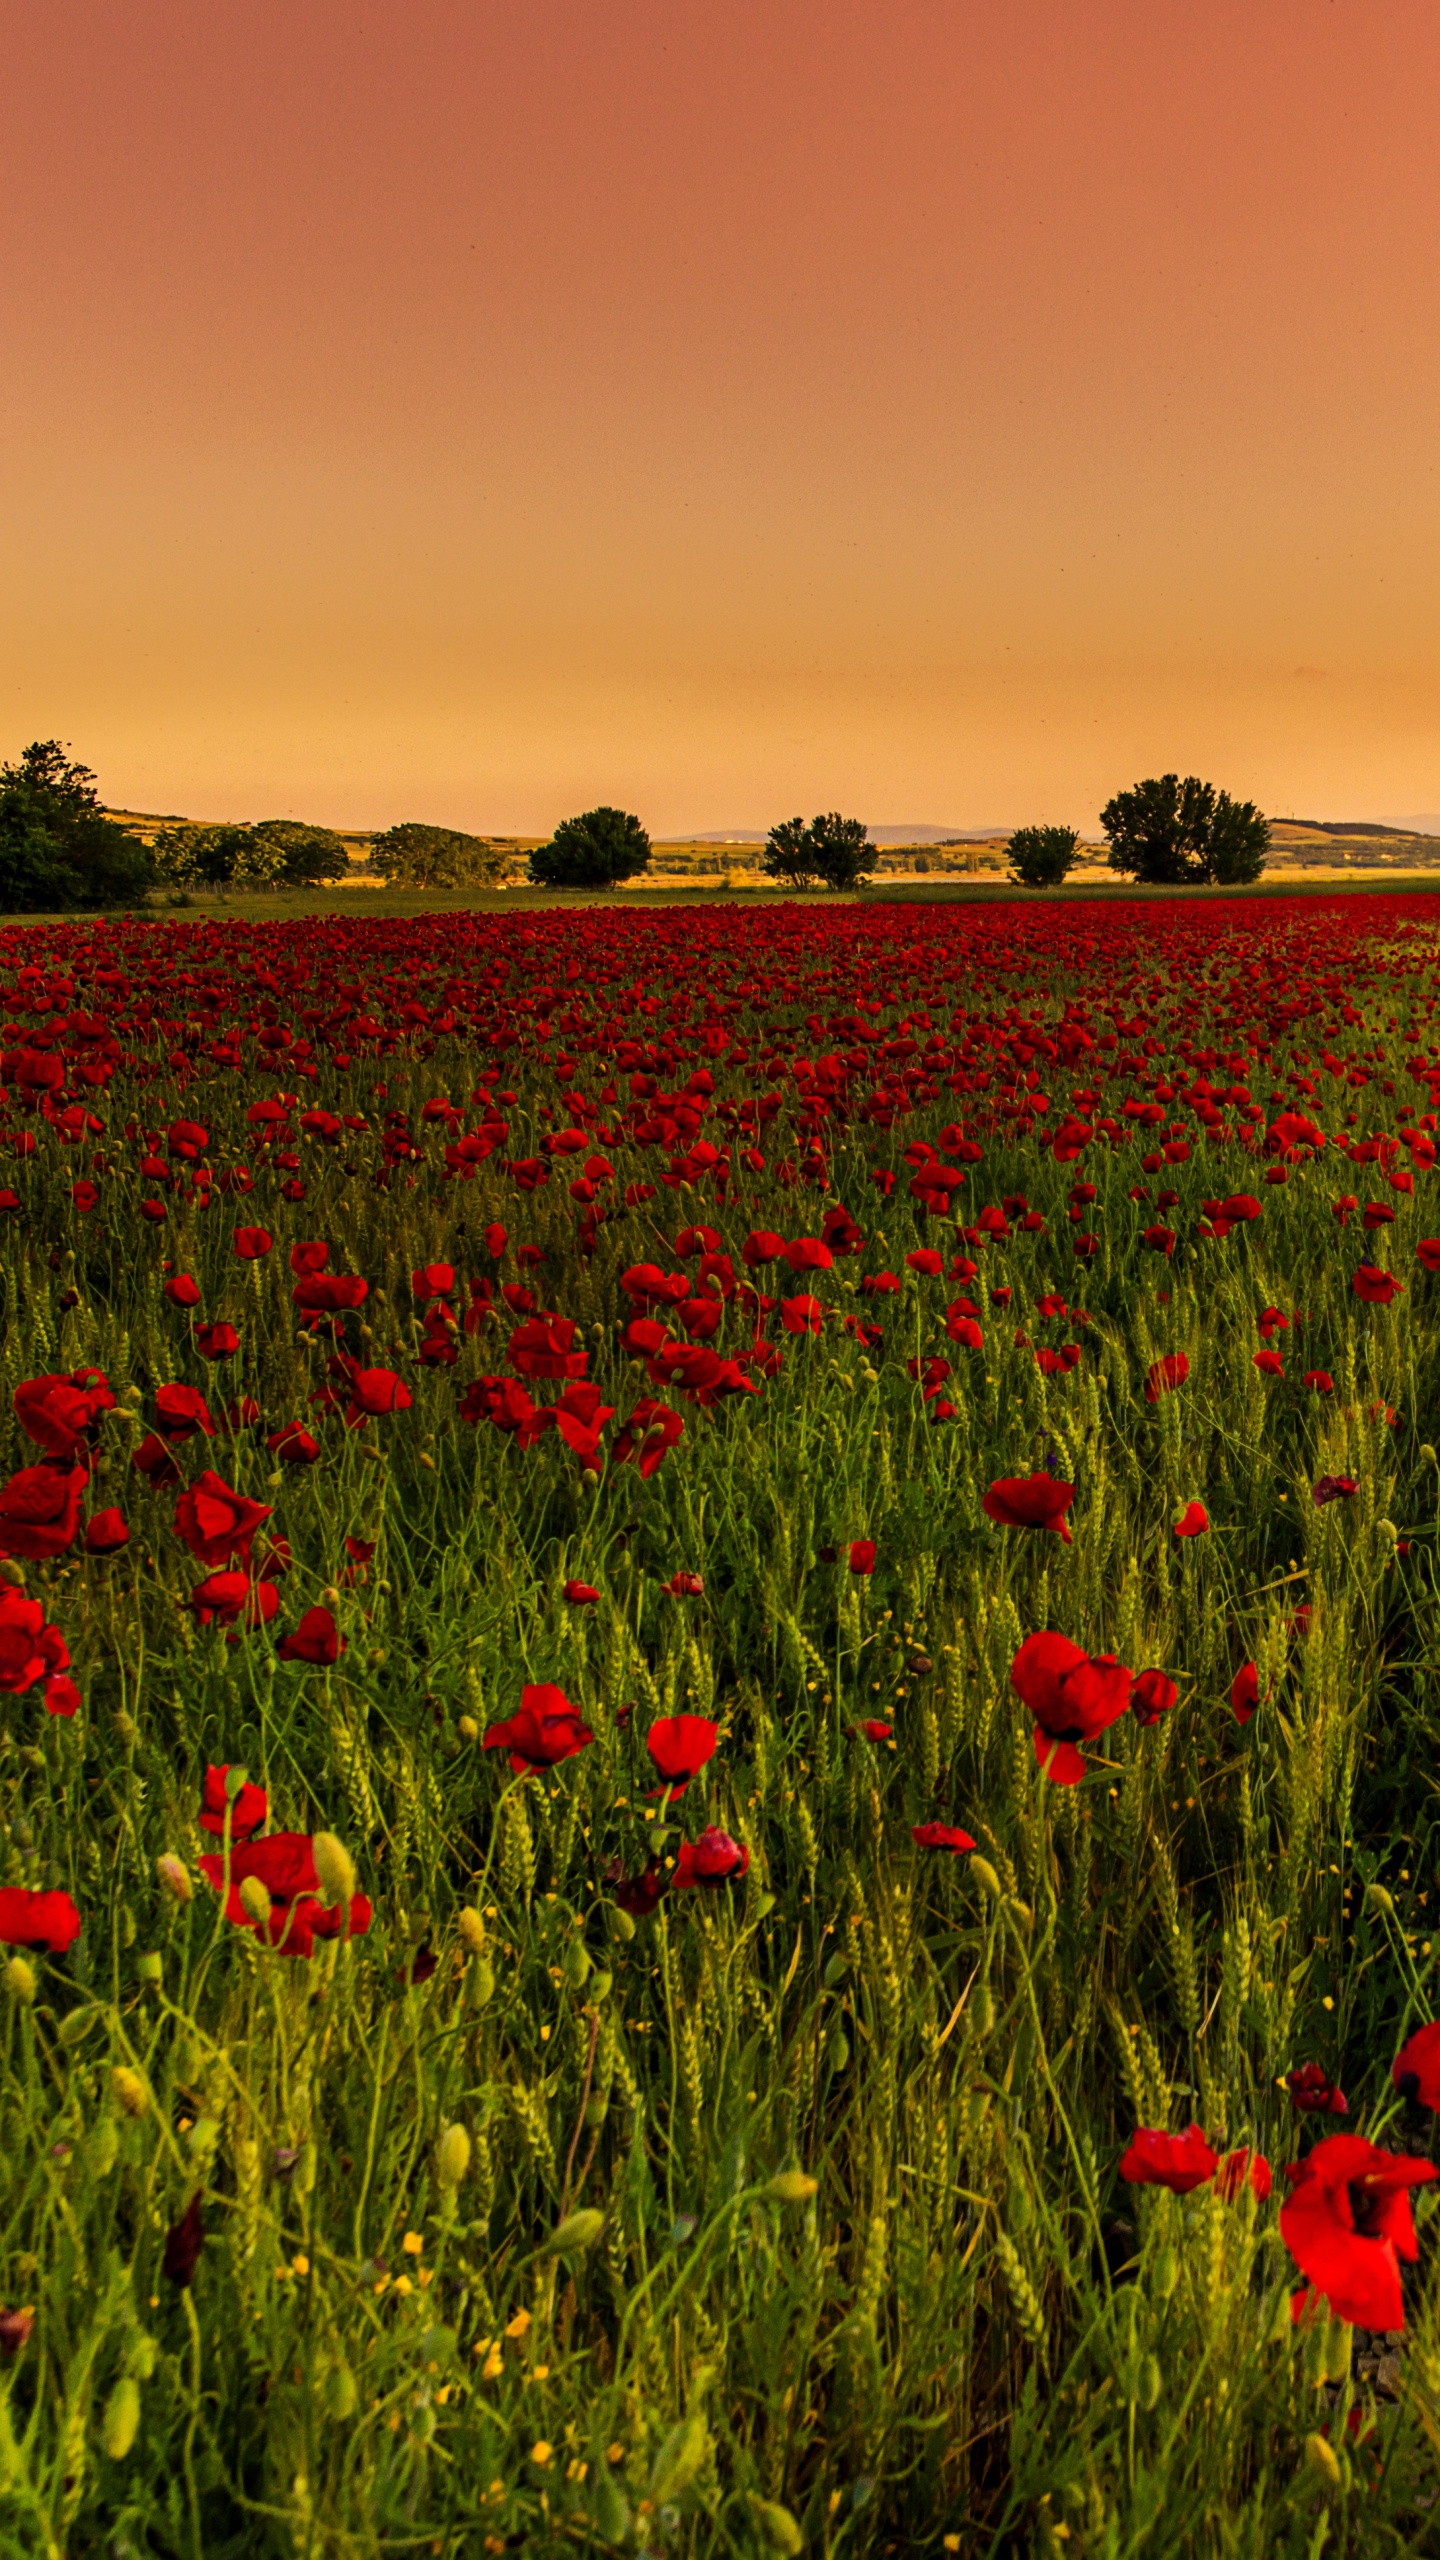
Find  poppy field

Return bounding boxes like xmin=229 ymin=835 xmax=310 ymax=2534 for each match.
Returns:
xmin=6 ymin=890 xmax=1440 ymax=2556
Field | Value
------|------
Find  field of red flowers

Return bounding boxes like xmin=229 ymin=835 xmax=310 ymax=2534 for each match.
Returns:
xmin=3 ymin=888 xmax=1440 ymax=2555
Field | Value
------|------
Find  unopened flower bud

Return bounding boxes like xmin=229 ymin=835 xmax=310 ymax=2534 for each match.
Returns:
xmin=157 ymin=1853 xmax=192 ymax=1904
xmin=111 ymin=2066 xmax=149 ymax=2118
xmin=456 ymin=1715 xmax=479 ymax=1745
xmin=765 ymin=2170 xmax=818 ymax=2204
xmin=239 ymin=1876 xmax=272 ymax=1928
xmin=457 ymin=1906 xmax=486 ymax=1954
xmin=543 ymin=2208 xmax=605 ymax=2254
xmin=5 ymin=1957 xmax=36 ymax=2005
xmin=1366 ymin=1882 xmax=1396 ymax=1917
xmin=748 ymin=2497 xmax=805 ymax=2554
xmin=135 ymin=1951 xmax=162 ymax=1985
xmin=312 ymin=1833 xmax=356 ymax=1905
xmin=436 ymin=2123 xmax=471 ymax=2190
xmin=562 ymin=1938 xmax=592 ymax=1989
xmin=1304 ymin=2432 xmax=1341 ymax=2489
xmin=101 ymin=2374 xmax=141 ymax=2462
xmin=323 ymin=2362 xmax=358 ymax=2420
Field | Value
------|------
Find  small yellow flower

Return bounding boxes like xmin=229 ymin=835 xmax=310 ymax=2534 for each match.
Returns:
xmin=531 ymin=2439 xmax=552 ymax=2467
xmin=401 ymin=2230 xmax=424 ymax=2256
xmin=482 ymin=2348 xmax=503 ymax=2381
xmin=505 ymin=2309 xmax=532 ymax=2340
xmin=531 ymin=2364 xmax=550 ymax=2382
xmin=292 ymin=2253 xmax=310 ymax=2276
xmin=393 ymin=2274 xmax=413 ymax=2298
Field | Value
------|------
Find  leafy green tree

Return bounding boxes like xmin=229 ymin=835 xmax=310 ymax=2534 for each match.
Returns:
xmin=761 ymin=817 xmax=820 ymax=889
xmin=250 ymin=820 xmax=351 ymax=887
xmin=372 ymin=823 xmax=508 ymax=892
xmin=0 ymin=741 xmax=154 ymax=912
xmin=529 ymin=808 xmax=650 ymax=889
xmin=1101 ymin=775 xmax=1268 ymax=886
xmin=761 ymin=812 xmax=872 ymax=891
xmin=1006 ymin=824 xmax=1079 ymax=887
xmin=149 ymin=823 xmax=275 ymax=892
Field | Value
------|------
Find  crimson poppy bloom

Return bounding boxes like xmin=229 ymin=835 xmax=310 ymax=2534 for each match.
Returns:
xmin=645 ymin=1714 xmax=719 ymax=1796
xmin=232 ymin=1225 xmax=273 ymax=1260
xmin=611 ymin=1399 xmax=683 ymax=1477
xmin=1287 ymin=2063 xmax=1347 ymax=2115
xmin=849 ymin=1718 xmax=893 ymax=1741
xmin=612 ymin=1860 xmax=666 ymax=1915
xmin=779 ymin=1293 xmax=824 ymax=1336
xmin=83 ymin=1506 xmax=130 ymax=1554
xmin=290 ymin=1240 xmax=330 ymax=1274
xmin=509 ymin=1316 xmax=589 ymax=1380
xmin=1253 ymin=1349 xmax=1284 ymax=1378
xmin=200 ymin=1763 xmax=268 ymax=1839
xmin=1118 ymin=2126 xmax=1218 ymax=2193
xmin=173 ymin=1473 xmax=273 ymax=1566
xmin=276 ymin=1605 xmax=345 ymax=1665
xmin=131 ymin=1432 xmax=183 ymax=1487
xmin=164 ymin=1273 xmax=203 ymax=1308
xmin=1303 ymin=1370 xmax=1334 ymax=1393
xmin=293 ymin=1273 xmax=369 ymax=1317
xmin=564 ymin=1578 xmax=600 ymax=1605
xmin=910 ymin=1822 xmax=976 ymax=1854
xmin=412 ymin=1261 xmax=455 ymax=1298
xmin=267 ymin=1422 xmax=320 ymax=1465
xmin=1010 ymin=1631 xmax=1131 ymax=1783
xmin=344 ymin=1366 xmax=413 ymax=1424
xmin=848 ymin=1539 xmax=876 ymax=1574
xmin=483 ymin=1683 xmax=594 ymax=1772
xmin=188 ymin=1571 xmax=280 ymax=1631
xmin=1280 ymin=2134 xmax=1436 ymax=2330
xmin=1230 ymin=1662 xmax=1260 ymax=1724
xmin=1141 ymin=1225 xmax=1175 ymax=1257
xmin=1392 ymin=2020 xmax=1440 ymax=2109
xmin=162 ymin=2193 xmax=205 ymax=2289
xmin=982 ymin=1475 xmax=1075 ymax=1541
xmin=672 ymin=1827 xmax=749 ymax=1890
xmin=14 ymin=1369 xmax=115 ymax=1461
xmin=0 ymin=1886 xmax=82 ymax=1955
xmin=1353 ymin=1266 xmax=1403 ymax=1305
xmin=1417 ymin=1238 xmax=1440 ymax=1274
xmin=1145 ymin=1354 xmax=1189 ymax=1401
xmin=198 ymin=1831 xmax=373 ymax=1957
xmin=155 ymin=1384 xmax=215 ymax=1442
xmin=1216 ymin=2146 xmax=1272 ymax=2202
xmin=1130 ymin=1669 xmax=1178 ymax=1726
xmin=1312 ymin=1475 xmax=1357 ymax=1506
xmin=1173 ymin=1501 xmax=1208 ymax=1537
xmin=194 ymin=1322 xmax=239 ymax=1361
xmin=0 ymin=1464 xmax=86 ymax=1561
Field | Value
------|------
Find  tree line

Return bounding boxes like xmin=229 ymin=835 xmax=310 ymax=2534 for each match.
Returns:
xmin=0 ymin=740 xmax=1269 ymax=910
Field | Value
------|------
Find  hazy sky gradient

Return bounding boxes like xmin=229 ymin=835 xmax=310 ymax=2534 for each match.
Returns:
xmin=3 ymin=0 xmax=1437 ymax=833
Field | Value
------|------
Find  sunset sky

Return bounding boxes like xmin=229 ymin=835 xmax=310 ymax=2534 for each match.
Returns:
xmin=3 ymin=0 xmax=1438 ymax=836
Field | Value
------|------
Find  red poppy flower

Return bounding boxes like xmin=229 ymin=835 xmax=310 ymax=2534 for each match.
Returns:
xmin=412 ymin=1261 xmax=455 ymax=1298
xmin=849 ymin=1718 xmax=893 ymax=1741
xmin=611 ymin=1399 xmax=684 ymax=1477
xmin=1353 ymin=1266 xmax=1403 ymax=1305
xmin=1172 ymin=1501 xmax=1208 ymax=1537
xmin=1118 ymin=2126 xmax=1218 ymax=2193
xmin=194 ymin=1322 xmax=239 ymax=1361
xmin=232 ymin=1225 xmax=273 ymax=1260
xmin=1303 ymin=1370 xmax=1334 ymax=1393
xmin=1392 ymin=2020 xmax=1440 ymax=2110
xmin=267 ymin=1422 xmax=320 ymax=1466
xmin=1145 ymin=1353 xmax=1189 ymax=1402
xmin=290 ymin=1240 xmax=330 ymax=1275
xmin=155 ymin=1384 xmax=215 ymax=1443
xmin=661 ymin=1569 xmax=705 ymax=1596
xmin=848 ymin=1539 xmax=876 ymax=1574
xmin=293 ymin=1273 xmax=369 ymax=1316
xmin=1287 ymin=2063 xmax=1347 ymax=2115
xmin=0 ymin=1464 xmax=86 ymax=1561
xmin=946 ymin=1309 xmax=984 ymax=1349
xmin=1216 ymin=2146 xmax=1272 ymax=2202
xmin=0 ymin=1886 xmax=82 ymax=1955
xmin=563 ymin=1578 xmax=600 ymax=1605
xmin=1253 ymin=1349 xmax=1284 ymax=1378
xmin=1230 ymin=1662 xmax=1260 ymax=1724
xmin=200 ymin=1763 xmax=269 ymax=1839
xmin=612 ymin=1860 xmax=667 ymax=1915
xmin=1130 ymin=1669 xmax=1178 ymax=1726
xmin=164 ymin=1273 xmax=202 ymax=1308
xmin=83 ymin=1506 xmax=130 ymax=1554
xmin=197 ymin=1831 xmax=372 ymax=1957
xmin=14 ymin=1369 xmax=115 ymax=1461
xmin=1280 ymin=2134 xmax=1436 ymax=2329
xmin=982 ymin=1475 xmax=1075 ymax=1541
xmin=508 ymin=1316 xmax=588 ymax=1380
xmin=910 ymin=1822 xmax=976 ymax=1853
xmin=645 ymin=1714 xmax=719 ymax=1795
xmin=1141 ymin=1225 xmax=1175 ymax=1257
xmin=173 ymin=1472 xmax=273 ymax=1566
xmin=188 ymin=1571 xmax=280 ymax=1631
xmin=779 ymin=1293 xmax=824 ymax=1336
xmin=1417 ymin=1238 xmax=1440 ymax=1274
xmin=131 ymin=1431 xmax=183 ymax=1487
xmin=482 ymin=1683 xmax=594 ymax=1772
xmin=344 ymin=1366 xmax=413 ymax=1424
xmin=276 ymin=1605 xmax=345 ymax=1665
xmin=672 ymin=1827 xmax=749 ymax=1890
xmin=1010 ymin=1631 xmax=1131 ymax=1783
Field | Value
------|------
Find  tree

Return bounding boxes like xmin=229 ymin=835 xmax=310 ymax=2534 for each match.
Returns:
xmin=760 ymin=812 xmax=873 ymax=892
xmin=529 ymin=807 xmax=650 ymax=889
xmin=1101 ymin=775 xmax=1269 ymax=887
xmin=1006 ymin=824 xmax=1079 ymax=888
xmin=761 ymin=817 xmax=820 ymax=889
xmin=149 ymin=823 xmax=280 ymax=893
xmin=250 ymin=820 xmax=352 ymax=887
xmin=372 ymin=823 xmax=508 ymax=892
xmin=0 ymin=741 xmax=154 ymax=912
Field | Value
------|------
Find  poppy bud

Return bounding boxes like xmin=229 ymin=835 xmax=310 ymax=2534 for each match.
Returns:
xmin=972 ymin=1982 xmax=996 ymax=2039
xmin=765 ymin=2170 xmax=818 ymax=2204
xmin=1366 ymin=1883 xmax=1396 ymax=1917
xmin=748 ymin=2497 xmax=805 ymax=2554
xmin=543 ymin=2208 xmax=605 ymax=2254
xmin=457 ymin=1906 xmax=486 ymax=1953
xmin=470 ymin=1960 xmax=496 ymax=2009
xmin=1151 ymin=2243 xmax=1178 ymax=2301
xmin=827 ymin=2024 xmax=850 ymax=2071
xmin=590 ymin=1967 xmax=613 ymax=2002
xmin=156 ymin=1854 xmax=192 ymax=1904
xmin=457 ymin=1715 xmax=479 ymax=1744
xmin=111 ymin=2066 xmax=149 ymax=2118
xmin=648 ymin=2410 xmax=709 ymax=2507
xmin=101 ymin=2374 xmax=141 ymax=2462
xmin=5 ymin=1957 xmax=36 ymax=2005
xmin=562 ymin=1938 xmax=592 ymax=1990
xmin=436 ymin=2123 xmax=471 ymax=2190
xmin=1304 ymin=2432 xmax=1341 ymax=2489
xmin=1136 ymin=2353 xmax=1162 ymax=2412
xmin=324 ymin=2362 xmax=359 ymax=2420
xmin=969 ymin=1855 xmax=1003 ymax=1900
xmin=584 ymin=2092 xmax=608 ymax=2128
xmin=239 ymin=1877 xmax=272 ymax=1927
xmin=823 ymin=1953 xmax=848 ymax=1990
xmin=611 ymin=1906 xmax=637 ymax=1944
xmin=87 ymin=2116 xmax=120 ymax=2176
xmin=136 ymin=1952 xmax=162 ymax=1985
xmin=312 ymin=1832 xmax=356 ymax=1905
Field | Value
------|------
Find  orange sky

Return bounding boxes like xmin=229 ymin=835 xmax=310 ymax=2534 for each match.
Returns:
xmin=3 ymin=0 xmax=1438 ymax=835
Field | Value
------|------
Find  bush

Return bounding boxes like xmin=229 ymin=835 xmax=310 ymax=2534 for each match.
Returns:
xmin=529 ymin=808 xmax=651 ymax=889
xmin=1101 ymin=775 xmax=1269 ymax=886
xmin=760 ymin=813 xmax=872 ymax=892
xmin=1005 ymin=825 xmax=1079 ymax=887
xmin=0 ymin=741 xmax=155 ymax=912
xmin=250 ymin=821 xmax=352 ymax=888
xmin=372 ymin=824 xmax=507 ymax=892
